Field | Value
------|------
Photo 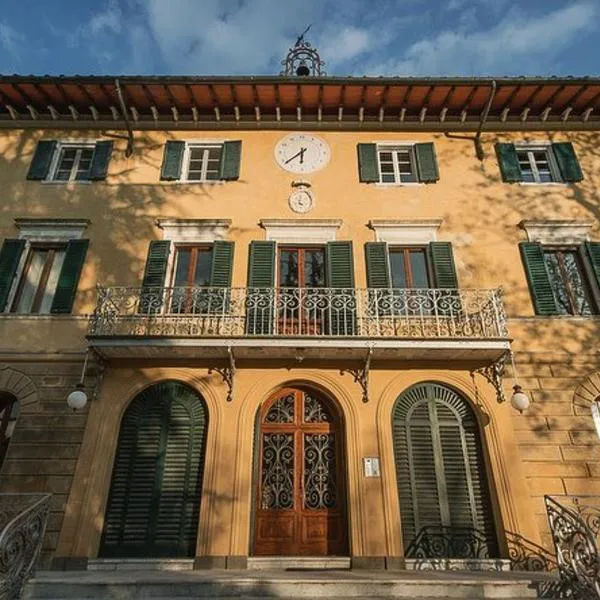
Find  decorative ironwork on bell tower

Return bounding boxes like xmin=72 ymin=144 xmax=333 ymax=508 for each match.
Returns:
xmin=281 ymin=25 xmax=326 ymax=77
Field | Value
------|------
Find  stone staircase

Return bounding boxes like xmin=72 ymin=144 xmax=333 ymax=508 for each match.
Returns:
xmin=24 ymin=567 xmax=556 ymax=599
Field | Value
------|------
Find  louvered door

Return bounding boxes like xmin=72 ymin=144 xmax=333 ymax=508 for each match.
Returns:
xmin=392 ymin=383 xmax=497 ymax=557
xmin=100 ymin=381 xmax=207 ymax=558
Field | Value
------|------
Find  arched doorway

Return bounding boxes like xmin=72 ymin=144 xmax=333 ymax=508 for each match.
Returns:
xmin=0 ymin=392 xmax=18 ymax=469
xmin=392 ymin=382 xmax=498 ymax=558
xmin=100 ymin=381 xmax=208 ymax=558
xmin=253 ymin=386 xmax=348 ymax=556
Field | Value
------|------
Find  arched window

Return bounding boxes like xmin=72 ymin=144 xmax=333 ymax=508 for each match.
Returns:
xmin=392 ymin=382 xmax=498 ymax=558
xmin=0 ymin=392 xmax=19 ymax=469
xmin=100 ymin=381 xmax=208 ymax=558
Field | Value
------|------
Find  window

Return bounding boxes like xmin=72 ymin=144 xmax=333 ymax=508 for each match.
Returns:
xmin=160 ymin=140 xmax=241 ymax=182
xmin=516 ymin=146 xmax=560 ymax=184
xmin=170 ymin=245 xmax=214 ymax=313
xmin=357 ymin=142 xmax=439 ymax=185
xmin=11 ymin=245 xmax=66 ymax=314
xmin=389 ymin=247 xmax=431 ymax=288
xmin=26 ymin=140 xmax=113 ymax=182
xmin=543 ymin=248 xmax=594 ymax=315
xmin=278 ymin=246 xmax=326 ymax=289
xmin=378 ymin=147 xmax=419 ymax=184
xmin=51 ymin=145 xmax=95 ymax=182
xmin=183 ymin=144 xmax=223 ymax=182
xmin=496 ymin=142 xmax=583 ymax=184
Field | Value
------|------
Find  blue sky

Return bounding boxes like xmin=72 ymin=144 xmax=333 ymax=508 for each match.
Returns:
xmin=0 ymin=0 xmax=598 ymax=77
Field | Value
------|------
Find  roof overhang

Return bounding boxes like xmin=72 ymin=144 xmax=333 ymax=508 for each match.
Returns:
xmin=1 ymin=75 xmax=600 ymax=131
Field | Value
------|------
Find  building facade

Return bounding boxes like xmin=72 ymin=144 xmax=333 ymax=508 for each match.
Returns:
xmin=0 ymin=50 xmax=600 ymax=569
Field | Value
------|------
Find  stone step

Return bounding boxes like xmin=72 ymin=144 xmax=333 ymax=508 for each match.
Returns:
xmin=24 ymin=569 xmax=550 ymax=599
xmin=248 ymin=556 xmax=351 ymax=570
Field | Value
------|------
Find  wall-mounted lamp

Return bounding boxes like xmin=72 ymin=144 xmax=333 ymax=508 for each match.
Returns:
xmin=66 ymin=349 xmax=90 ymax=411
xmin=509 ymin=352 xmax=530 ymax=413
xmin=592 ymin=400 xmax=600 ymax=440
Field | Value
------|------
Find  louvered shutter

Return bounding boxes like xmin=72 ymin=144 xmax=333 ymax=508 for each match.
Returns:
xmin=26 ymin=140 xmax=57 ymax=180
xmin=326 ymin=241 xmax=356 ymax=335
xmin=394 ymin=383 xmax=497 ymax=559
xmin=89 ymin=141 xmax=113 ymax=180
xmin=365 ymin=242 xmax=390 ymax=288
xmin=100 ymin=381 xmax=207 ymax=558
xmin=519 ymin=242 xmax=557 ymax=315
xmin=160 ymin=141 xmax=185 ymax=180
xmin=50 ymin=239 xmax=89 ymax=314
xmin=415 ymin=143 xmax=439 ymax=183
xmin=219 ymin=141 xmax=242 ymax=180
xmin=552 ymin=142 xmax=583 ymax=182
xmin=0 ymin=239 xmax=26 ymax=312
xmin=140 ymin=241 xmax=171 ymax=314
xmin=585 ymin=242 xmax=600 ymax=292
xmin=495 ymin=143 xmax=522 ymax=183
xmin=429 ymin=242 xmax=458 ymax=288
xmin=246 ymin=241 xmax=276 ymax=334
xmin=357 ymin=143 xmax=379 ymax=182
xmin=209 ymin=240 xmax=234 ymax=313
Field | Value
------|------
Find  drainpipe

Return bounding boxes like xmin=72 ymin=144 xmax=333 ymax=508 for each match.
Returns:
xmin=115 ymin=78 xmax=134 ymax=157
xmin=474 ymin=79 xmax=497 ymax=161
xmin=444 ymin=79 xmax=497 ymax=161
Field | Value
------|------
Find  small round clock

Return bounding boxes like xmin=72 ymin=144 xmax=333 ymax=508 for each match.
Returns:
xmin=289 ymin=188 xmax=314 ymax=213
xmin=275 ymin=133 xmax=330 ymax=174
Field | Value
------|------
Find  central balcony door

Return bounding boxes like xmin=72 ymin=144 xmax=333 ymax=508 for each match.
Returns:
xmin=254 ymin=387 xmax=348 ymax=556
xmin=278 ymin=246 xmax=326 ymax=335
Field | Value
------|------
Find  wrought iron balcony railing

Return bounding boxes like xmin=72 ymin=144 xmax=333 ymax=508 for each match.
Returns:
xmin=89 ymin=286 xmax=507 ymax=340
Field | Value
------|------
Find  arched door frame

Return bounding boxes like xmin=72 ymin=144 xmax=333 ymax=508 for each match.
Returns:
xmin=376 ymin=371 xmax=541 ymax=558
xmin=391 ymin=381 xmax=499 ymax=557
xmin=100 ymin=378 xmax=209 ymax=558
xmin=250 ymin=383 xmax=349 ymax=556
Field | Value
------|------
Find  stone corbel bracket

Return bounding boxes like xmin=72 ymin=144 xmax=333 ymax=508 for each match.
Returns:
xmin=473 ymin=350 xmax=510 ymax=404
xmin=209 ymin=346 xmax=236 ymax=402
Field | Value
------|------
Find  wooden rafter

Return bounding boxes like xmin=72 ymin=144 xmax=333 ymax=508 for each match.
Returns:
xmin=499 ymin=84 xmax=522 ymax=113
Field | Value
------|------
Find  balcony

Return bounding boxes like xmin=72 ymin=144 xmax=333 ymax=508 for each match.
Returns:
xmin=88 ymin=286 xmax=509 ymax=363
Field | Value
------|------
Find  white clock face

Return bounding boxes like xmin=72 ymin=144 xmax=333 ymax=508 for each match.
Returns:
xmin=275 ymin=134 xmax=330 ymax=174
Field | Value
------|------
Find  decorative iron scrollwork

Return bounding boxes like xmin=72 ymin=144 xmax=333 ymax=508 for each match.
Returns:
xmin=265 ymin=393 xmax=295 ymax=424
xmin=341 ymin=347 xmax=372 ymax=403
xmin=473 ymin=350 xmax=509 ymax=404
xmin=260 ymin=433 xmax=294 ymax=510
xmin=545 ymin=495 xmax=600 ymax=599
xmin=303 ymin=434 xmax=337 ymax=510
xmin=208 ymin=346 xmax=236 ymax=402
xmin=0 ymin=493 xmax=51 ymax=599
xmin=304 ymin=392 xmax=332 ymax=423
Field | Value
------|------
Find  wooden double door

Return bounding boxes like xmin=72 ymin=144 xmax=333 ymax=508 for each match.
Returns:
xmin=254 ymin=387 xmax=348 ymax=556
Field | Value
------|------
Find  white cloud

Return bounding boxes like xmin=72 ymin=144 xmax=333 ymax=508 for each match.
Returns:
xmin=318 ymin=26 xmax=372 ymax=65
xmin=0 ymin=21 xmax=24 ymax=62
xmin=372 ymin=2 xmax=598 ymax=75
xmin=87 ymin=1 xmax=122 ymax=37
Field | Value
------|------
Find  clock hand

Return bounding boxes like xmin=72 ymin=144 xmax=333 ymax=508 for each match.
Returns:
xmin=284 ymin=147 xmax=307 ymax=165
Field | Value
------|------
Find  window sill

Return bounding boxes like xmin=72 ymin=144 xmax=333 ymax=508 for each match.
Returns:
xmin=375 ymin=182 xmax=425 ymax=187
xmin=41 ymin=180 xmax=93 ymax=186
xmin=517 ymin=182 xmax=569 ymax=187
xmin=162 ymin=180 xmax=226 ymax=185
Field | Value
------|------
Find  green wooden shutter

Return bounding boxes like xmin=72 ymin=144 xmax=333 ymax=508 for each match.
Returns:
xmin=246 ymin=241 xmax=276 ymax=334
xmin=365 ymin=242 xmax=391 ymax=288
xmin=393 ymin=383 xmax=498 ymax=559
xmin=26 ymin=140 xmax=57 ymax=180
xmin=210 ymin=241 xmax=234 ymax=287
xmin=140 ymin=241 xmax=171 ymax=314
xmin=429 ymin=242 xmax=458 ymax=288
xmin=100 ymin=381 xmax=207 ymax=558
xmin=415 ymin=142 xmax=439 ymax=183
xmin=357 ymin=143 xmax=379 ymax=183
xmin=326 ymin=241 xmax=356 ymax=335
xmin=585 ymin=242 xmax=600 ymax=291
xmin=50 ymin=239 xmax=89 ymax=314
xmin=219 ymin=141 xmax=242 ymax=180
xmin=89 ymin=141 xmax=113 ymax=180
xmin=519 ymin=242 xmax=557 ymax=316
xmin=495 ymin=143 xmax=522 ymax=183
xmin=552 ymin=142 xmax=583 ymax=182
xmin=160 ymin=141 xmax=185 ymax=181
xmin=209 ymin=241 xmax=234 ymax=314
xmin=0 ymin=239 xmax=26 ymax=311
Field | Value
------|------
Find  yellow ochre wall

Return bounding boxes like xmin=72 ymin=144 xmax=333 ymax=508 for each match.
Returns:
xmin=0 ymin=127 xmax=599 ymax=564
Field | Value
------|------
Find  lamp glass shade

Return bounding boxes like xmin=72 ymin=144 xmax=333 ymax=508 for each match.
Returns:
xmin=510 ymin=386 xmax=530 ymax=413
xmin=592 ymin=401 xmax=600 ymax=440
xmin=67 ymin=388 xmax=88 ymax=410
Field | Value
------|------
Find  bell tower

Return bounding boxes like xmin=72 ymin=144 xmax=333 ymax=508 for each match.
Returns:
xmin=281 ymin=26 xmax=325 ymax=77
